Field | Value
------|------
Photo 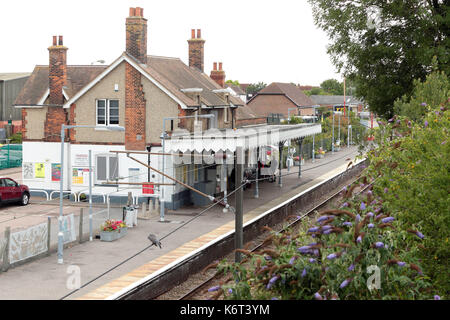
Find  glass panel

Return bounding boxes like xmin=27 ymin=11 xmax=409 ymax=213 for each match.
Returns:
xmin=97 ymin=100 xmax=106 ymax=125
xmin=97 ymin=156 xmax=107 ymax=181
xmin=109 ymin=156 xmax=119 ymax=180
xmin=5 ymin=179 xmax=16 ymax=187
xmin=109 ymin=100 xmax=119 ymax=125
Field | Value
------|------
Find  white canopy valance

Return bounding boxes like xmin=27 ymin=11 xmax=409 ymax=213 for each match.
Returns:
xmin=165 ymin=123 xmax=321 ymax=153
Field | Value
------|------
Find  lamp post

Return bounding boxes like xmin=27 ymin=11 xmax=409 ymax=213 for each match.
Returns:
xmin=286 ymin=107 xmax=298 ymax=172
xmin=160 ymin=114 xmax=215 ymax=222
xmin=58 ymin=124 xmax=124 ymax=264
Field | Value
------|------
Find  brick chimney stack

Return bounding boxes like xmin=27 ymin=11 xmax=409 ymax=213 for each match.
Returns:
xmin=210 ymin=61 xmax=226 ymax=88
xmin=45 ymin=35 xmax=68 ymax=142
xmin=48 ymin=35 xmax=67 ymax=105
xmin=126 ymin=7 xmax=147 ymax=64
xmin=188 ymin=29 xmax=205 ymax=72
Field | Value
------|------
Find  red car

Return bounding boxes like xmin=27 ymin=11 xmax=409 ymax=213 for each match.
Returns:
xmin=0 ymin=177 xmax=30 ymax=206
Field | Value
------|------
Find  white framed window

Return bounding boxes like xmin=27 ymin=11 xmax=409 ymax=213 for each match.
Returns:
xmin=96 ymin=99 xmax=119 ymax=126
xmin=96 ymin=154 xmax=119 ymax=182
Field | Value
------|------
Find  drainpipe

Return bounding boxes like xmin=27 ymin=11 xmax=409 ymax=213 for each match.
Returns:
xmin=147 ymin=145 xmax=152 ymax=205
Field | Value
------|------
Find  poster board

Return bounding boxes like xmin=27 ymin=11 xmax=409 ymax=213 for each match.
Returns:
xmin=34 ymin=163 xmax=45 ymax=178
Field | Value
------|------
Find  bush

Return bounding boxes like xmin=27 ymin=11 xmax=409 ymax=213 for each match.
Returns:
xmin=394 ymin=62 xmax=449 ymax=122
xmin=213 ymin=187 xmax=434 ymax=300
xmin=363 ymin=101 xmax=450 ymax=294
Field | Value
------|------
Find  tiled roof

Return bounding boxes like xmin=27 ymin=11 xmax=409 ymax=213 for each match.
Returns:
xmin=16 ymin=55 xmax=244 ymax=109
xmin=144 ymin=55 xmax=243 ymax=108
xmin=14 ymin=65 xmax=106 ymax=105
xmin=253 ymin=82 xmax=315 ymax=107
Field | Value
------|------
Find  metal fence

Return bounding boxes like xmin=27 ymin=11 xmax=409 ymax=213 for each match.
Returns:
xmin=0 ymin=143 xmax=22 ymax=169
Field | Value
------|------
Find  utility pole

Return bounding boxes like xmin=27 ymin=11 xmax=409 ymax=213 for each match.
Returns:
xmin=235 ymin=146 xmax=244 ymax=263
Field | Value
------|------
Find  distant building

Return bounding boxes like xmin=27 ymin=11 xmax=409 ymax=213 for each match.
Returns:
xmin=0 ymin=73 xmax=30 ymax=135
xmin=246 ymin=82 xmax=316 ymax=120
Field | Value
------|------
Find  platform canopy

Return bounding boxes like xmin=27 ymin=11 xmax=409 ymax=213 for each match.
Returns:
xmin=165 ymin=123 xmax=321 ymax=153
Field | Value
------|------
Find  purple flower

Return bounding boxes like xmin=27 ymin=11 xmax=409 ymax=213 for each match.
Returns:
xmin=424 ymin=120 xmax=428 ymax=127
xmin=388 ymin=118 xmax=394 ymax=122
xmin=341 ymin=202 xmax=349 ymax=208
xmin=415 ymin=231 xmax=425 ymax=239
xmin=356 ymin=214 xmax=361 ymax=222
xmin=367 ymin=212 xmax=374 ymax=217
xmin=368 ymin=190 xmax=373 ymax=196
xmin=228 ymin=288 xmax=233 ymax=294
xmin=317 ymin=215 xmax=331 ymax=222
xmin=442 ymin=141 xmax=447 ymax=145
xmin=208 ymin=285 xmax=221 ymax=292
xmin=327 ymin=253 xmax=338 ymax=260
xmin=313 ymin=249 xmax=320 ymax=256
xmin=343 ymin=221 xmax=352 ymax=227
xmin=322 ymin=225 xmax=332 ymax=231
xmin=342 ymin=186 xmax=347 ymax=192
xmin=271 ymin=297 xmax=279 ymax=300
xmin=339 ymin=279 xmax=351 ymax=289
xmin=298 ymin=246 xmax=311 ymax=254
xmin=397 ymin=261 xmax=406 ymax=267
xmin=381 ymin=217 xmax=395 ymax=223
xmin=308 ymin=227 xmax=320 ymax=233
xmin=266 ymin=276 xmax=279 ymax=289
xmin=289 ymin=256 xmax=297 ymax=265
xmin=348 ymin=264 xmax=355 ymax=271
xmin=384 ymin=187 xmax=388 ymax=193
xmin=309 ymin=258 xmax=316 ymax=263
xmin=434 ymin=295 xmax=441 ymax=300
xmin=314 ymin=292 xmax=323 ymax=300
xmin=301 ymin=268 xmax=307 ymax=278
xmin=360 ymin=202 xmax=366 ymax=211
xmin=375 ymin=242 xmax=384 ymax=248
xmin=264 ymin=255 xmax=272 ymax=261
xmin=421 ymin=102 xmax=427 ymax=106
xmin=357 ymin=235 xmax=362 ymax=243
xmin=323 ymin=228 xmax=333 ymax=235
xmin=368 ymin=223 xmax=375 ymax=228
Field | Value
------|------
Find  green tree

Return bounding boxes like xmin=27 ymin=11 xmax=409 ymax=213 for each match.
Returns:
xmin=246 ymin=82 xmax=267 ymax=95
xmin=321 ymin=79 xmax=343 ymax=95
xmin=308 ymin=0 xmax=449 ymax=119
xmin=225 ymin=79 xmax=240 ymax=86
xmin=394 ymin=63 xmax=449 ymax=121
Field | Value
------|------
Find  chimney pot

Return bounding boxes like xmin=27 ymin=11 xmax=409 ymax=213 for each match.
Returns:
xmin=191 ymin=29 xmax=195 ymax=39
xmin=219 ymin=62 xmax=223 ymax=71
xmin=52 ymin=36 xmax=57 ymax=46
xmin=58 ymin=35 xmax=63 ymax=46
xmin=129 ymin=7 xmax=136 ymax=16
xmin=213 ymin=62 xmax=217 ymax=71
xmin=197 ymin=29 xmax=201 ymax=39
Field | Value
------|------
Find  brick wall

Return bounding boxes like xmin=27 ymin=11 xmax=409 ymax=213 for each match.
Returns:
xmin=125 ymin=62 xmax=146 ymax=150
xmin=188 ymin=29 xmax=205 ymax=72
xmin=126 ymin=7 xmax=147 ymax=64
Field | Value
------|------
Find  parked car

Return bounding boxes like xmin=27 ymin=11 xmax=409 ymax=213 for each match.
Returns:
xmin=0 ymin=177 xmax=30 ymax=205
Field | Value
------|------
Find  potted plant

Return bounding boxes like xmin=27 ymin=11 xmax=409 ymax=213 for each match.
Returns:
xmin=316 ymin=147 xmax=325 ymax=159
xmin=100 ymin=219 xmax=128 ymax=242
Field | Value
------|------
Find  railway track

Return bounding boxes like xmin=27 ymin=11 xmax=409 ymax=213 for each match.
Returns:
xmin=168 ymin=170 xmax=373 ymax=300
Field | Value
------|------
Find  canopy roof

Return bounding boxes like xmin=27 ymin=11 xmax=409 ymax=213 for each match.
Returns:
xmin=165 ymin=123 xmax=321 ymax=153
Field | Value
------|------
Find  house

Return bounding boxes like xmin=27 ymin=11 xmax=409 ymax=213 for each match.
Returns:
xmin=0 ymin=73 xmax=30 ymax=135
xmin=14 ymin=7 xmax=244 ymax=208
xmin=246 ymin=82 xmax=316 ymax=121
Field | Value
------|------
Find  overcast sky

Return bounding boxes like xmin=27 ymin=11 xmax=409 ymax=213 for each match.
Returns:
xmin=0 ymin=0 xmax=342 ymax=86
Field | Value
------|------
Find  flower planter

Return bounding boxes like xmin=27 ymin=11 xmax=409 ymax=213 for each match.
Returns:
xmin=100 ymin=227 xmax=128 ymax=242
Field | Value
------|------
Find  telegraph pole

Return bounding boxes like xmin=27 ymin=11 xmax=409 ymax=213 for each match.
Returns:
xmin=235 ymin=146 xmax=244 ymax=263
